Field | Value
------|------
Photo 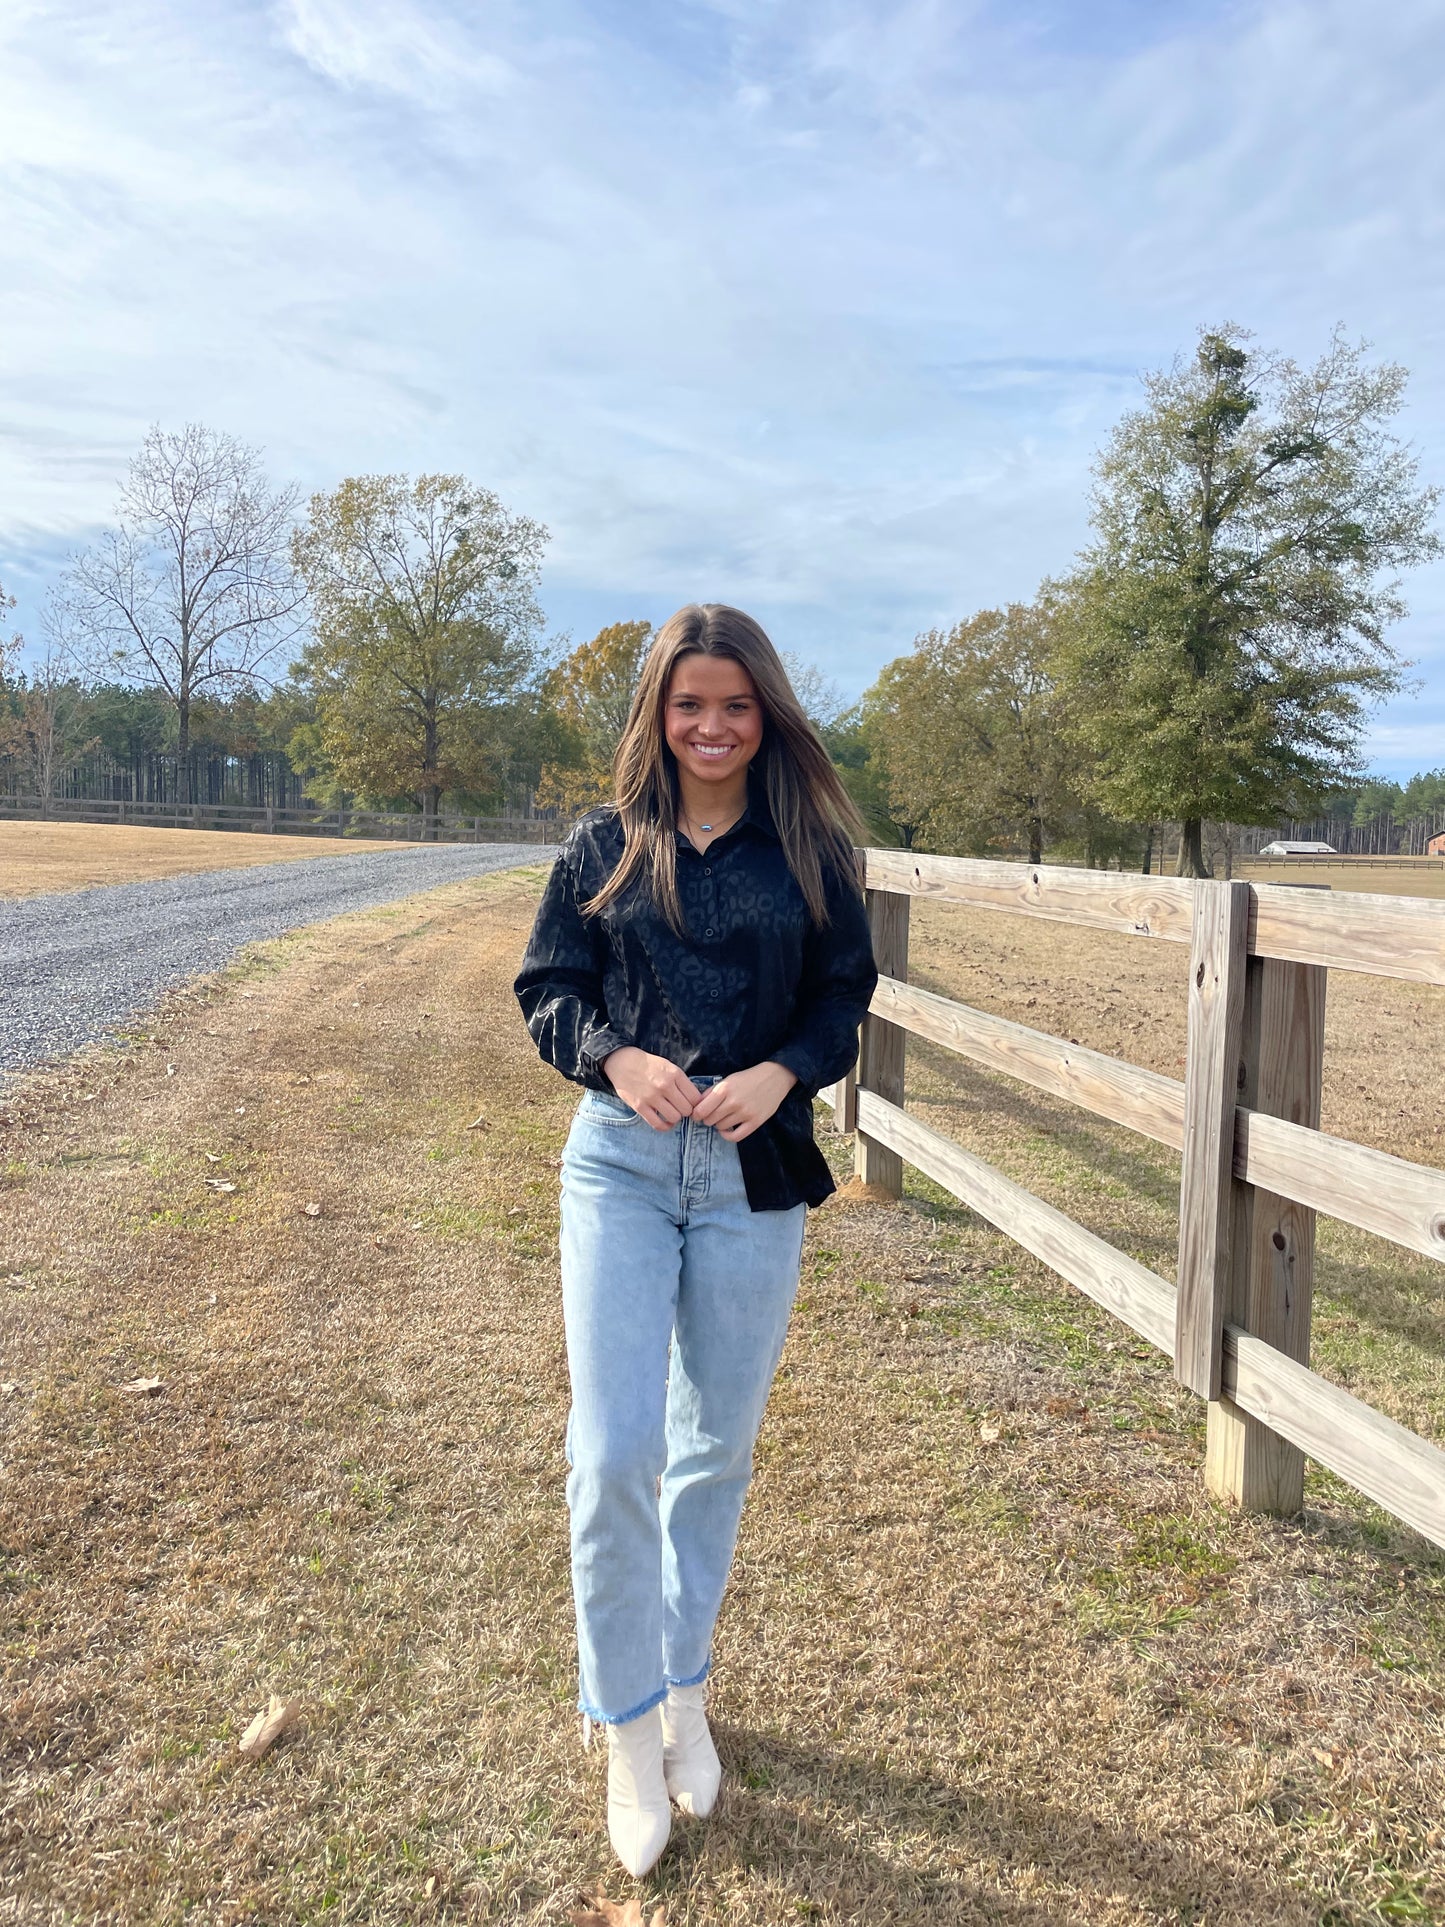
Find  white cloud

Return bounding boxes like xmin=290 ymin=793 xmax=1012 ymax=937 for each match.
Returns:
xmin=277 ymin=0 xmax=516 ymax=101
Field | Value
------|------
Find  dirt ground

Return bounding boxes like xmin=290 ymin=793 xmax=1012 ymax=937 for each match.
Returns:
xmin=2 ymin=868 xmax=1443 ymax=1925
xmin=0 ymin=820 xmax=411 ymax=898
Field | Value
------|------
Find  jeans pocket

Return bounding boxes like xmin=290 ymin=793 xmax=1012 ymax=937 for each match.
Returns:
xmin=581 ymin=1089 xmax=643 ymax=1125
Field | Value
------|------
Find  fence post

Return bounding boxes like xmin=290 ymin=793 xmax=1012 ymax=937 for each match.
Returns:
xmin=1175 ymin=879 xmax=1252 ymax=1398
xmin=854 ymin=883 xmax=909 ymax=1196
xmin=829 ymin=1063 xmax=859 ymax=1135
xmin=1204 ymin=956 xmax=1326 ymax=1513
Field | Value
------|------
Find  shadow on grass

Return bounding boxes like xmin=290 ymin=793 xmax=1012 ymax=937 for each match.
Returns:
xmin=643 ymin=1724 xmax=1322 ymax=1925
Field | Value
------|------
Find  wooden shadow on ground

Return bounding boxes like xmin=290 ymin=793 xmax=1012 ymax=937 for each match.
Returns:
xmin=647 ymin=1724 xmax=1319 ymax=1926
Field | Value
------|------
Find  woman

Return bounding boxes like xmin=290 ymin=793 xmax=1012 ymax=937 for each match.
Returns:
xmin=514 ymin=604 xmax=878 ymax=1877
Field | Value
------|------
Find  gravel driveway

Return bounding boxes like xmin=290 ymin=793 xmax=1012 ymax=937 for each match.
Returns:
xmin=0 ymin=842 xmax=554 ymax=1077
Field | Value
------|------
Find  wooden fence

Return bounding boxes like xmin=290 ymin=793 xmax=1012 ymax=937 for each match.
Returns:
xmin=1246 ymin=853 xmax=1445 ymax=874
xmin=0 ymin=795 xmax=562 ymax=844
xmin=820 ymin=852 xmax=1445 ymax=1553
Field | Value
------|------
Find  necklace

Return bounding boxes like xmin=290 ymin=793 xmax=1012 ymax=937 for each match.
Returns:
xmin=680 ymin=801 xmax=741 ymax=843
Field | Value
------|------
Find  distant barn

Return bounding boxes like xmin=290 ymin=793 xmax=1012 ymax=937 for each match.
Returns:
xmin=1259 ymin=840 xmax=1337 ymax=856
xmin=1429 ymin=832 xmax=1445 ymax=857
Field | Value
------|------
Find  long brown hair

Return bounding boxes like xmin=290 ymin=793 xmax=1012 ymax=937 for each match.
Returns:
xmin=581 ymin=603 xmax=870 ymax=933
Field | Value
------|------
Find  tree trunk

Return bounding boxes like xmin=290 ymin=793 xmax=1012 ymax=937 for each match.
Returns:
xmin=177 ymin=693 xmax=191 ymax=806
xmin=1028 ymin=817 xmax=1043 ymax=866
xmin=1141 ymin=823 xmax=1155 ymax=875
xmin=1176 ymin=817 xmax=1212 ymax=877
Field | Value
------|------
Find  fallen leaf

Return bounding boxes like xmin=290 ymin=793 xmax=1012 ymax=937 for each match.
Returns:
xmin=165 ymin=1064 xmax=177 ymax=1077
xmin=120 ymin=1376 xmax=165 ymax=1396
xmin=204 ymin=1152 xmax=222 ymax=1164
xmin=237 ymin=1694 xmax=300 ymax=1761
xmin=1045 ymin=1396 xmax=1088 ymax=1419
xmin=978 ymin=1422 xmax=1002 ymax=1444
xmin=466 ymin=1114 xmax=491 ymax=1131
xmin=1313 ymin=1746 xmax=1340 ymax=1770
xmin=205 ymin=1179 xmax=238 ymax=1193
xmin=301 ymin=1202 xmax=322 ymax=1219
xmin=569 ymin=1897 xmax=666 ymax=1927
xmin=1 ymin=1382 xmax=20 ymax=1397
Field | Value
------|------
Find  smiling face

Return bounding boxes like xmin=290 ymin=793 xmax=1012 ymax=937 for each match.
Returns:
xmin=662 ymin=650 xmax=765 ymax=792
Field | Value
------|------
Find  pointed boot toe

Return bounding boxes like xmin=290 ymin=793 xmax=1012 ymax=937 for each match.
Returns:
xmin=661 ymin=1682 xmax=722 ymax=1819
xmin=606 ymin=1707 xmax=672 ymax=1877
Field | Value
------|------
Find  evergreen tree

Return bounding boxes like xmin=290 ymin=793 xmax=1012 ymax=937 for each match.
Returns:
xmin=1055 ymin=325 xmax=1441 ymax=875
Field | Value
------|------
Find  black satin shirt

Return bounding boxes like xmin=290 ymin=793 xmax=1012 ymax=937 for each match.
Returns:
xmin=514 ymin=779 xmax=878 ymax=1211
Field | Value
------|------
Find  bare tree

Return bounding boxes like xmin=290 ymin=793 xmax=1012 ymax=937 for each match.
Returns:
xmin=55 ymin=424 xmax=304 ymax=800
xmin=781 ymin=652 xmax=850 ymax=731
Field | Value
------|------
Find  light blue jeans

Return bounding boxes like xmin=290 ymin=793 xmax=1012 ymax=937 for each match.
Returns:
xmin=559 ymin=1076 xmax=808 ymax=1725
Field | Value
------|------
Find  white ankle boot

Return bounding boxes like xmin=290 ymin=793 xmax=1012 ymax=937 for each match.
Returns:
xmin=604 ymin=1706 xmax=672 ymax=1877
xmin=661 ymin=1682 xmax=722 ymax=1817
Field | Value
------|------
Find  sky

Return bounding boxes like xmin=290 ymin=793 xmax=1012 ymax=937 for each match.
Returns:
xmin=2 ymin=0 xmax=1443 ymax=778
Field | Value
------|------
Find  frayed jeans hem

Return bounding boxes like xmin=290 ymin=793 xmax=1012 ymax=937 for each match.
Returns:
xmin=578 ymin=1683 xmax=668 ymax=1727
xmin=664 ymin=1657 xmax=712 ymax=1690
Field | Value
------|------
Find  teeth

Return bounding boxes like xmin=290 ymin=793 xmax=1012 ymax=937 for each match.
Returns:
xmin=690 ymin=745 xmax=732 ymax=756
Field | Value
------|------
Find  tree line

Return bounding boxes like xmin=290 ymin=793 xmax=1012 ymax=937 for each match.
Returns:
xmin=3 ymin=321 xmax=1440 ymax=870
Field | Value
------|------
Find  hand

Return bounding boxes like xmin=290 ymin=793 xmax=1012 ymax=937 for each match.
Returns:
xmin=691 ymin=1061 xmax=799 ymax=1143
xmin=600 ymin=1047 xmax=700 ymax=1132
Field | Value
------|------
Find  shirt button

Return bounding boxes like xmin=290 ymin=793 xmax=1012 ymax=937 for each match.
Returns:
xmin=705 ymin=928 xmax=715 ymax=938
xmin=703 ymin=866 xmax=711 ymax=876
xmin=710 ymin=989 xmax=719 ymax=999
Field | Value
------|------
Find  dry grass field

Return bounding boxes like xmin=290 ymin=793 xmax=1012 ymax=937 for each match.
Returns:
xmin=2 ymin=867 xmax=1443 ymax=1925
xmin=1236 ymin=861 xmax=1445 ymax=900
xmin=0 ymin=820 xmax=411 ymax=898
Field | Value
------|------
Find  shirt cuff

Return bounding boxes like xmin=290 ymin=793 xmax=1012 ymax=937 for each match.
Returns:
xmin=768 ymin=1042 xmax=820 ymax=1092
xmin=581 ymin=1027 xmax=634 ymax=1085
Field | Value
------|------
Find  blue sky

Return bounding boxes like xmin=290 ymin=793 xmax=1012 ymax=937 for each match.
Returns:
xmin=2 ymin=0 xmax=1443 ymax=777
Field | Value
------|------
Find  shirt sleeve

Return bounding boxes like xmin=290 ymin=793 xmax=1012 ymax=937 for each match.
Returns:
xmin=768 ymin=854 xmax=879 ymax=1094
xmin=513 ymin=840 xmax=632 ymax=1090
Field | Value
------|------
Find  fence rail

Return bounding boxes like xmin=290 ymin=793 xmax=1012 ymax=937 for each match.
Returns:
xmin=1247 ymin=853 xmax=1445 ymax=871
xmin=0 ymin=795 xmax=562 ymax=844
xmin=822 ymin=851 xmax=1445 ymax=1552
